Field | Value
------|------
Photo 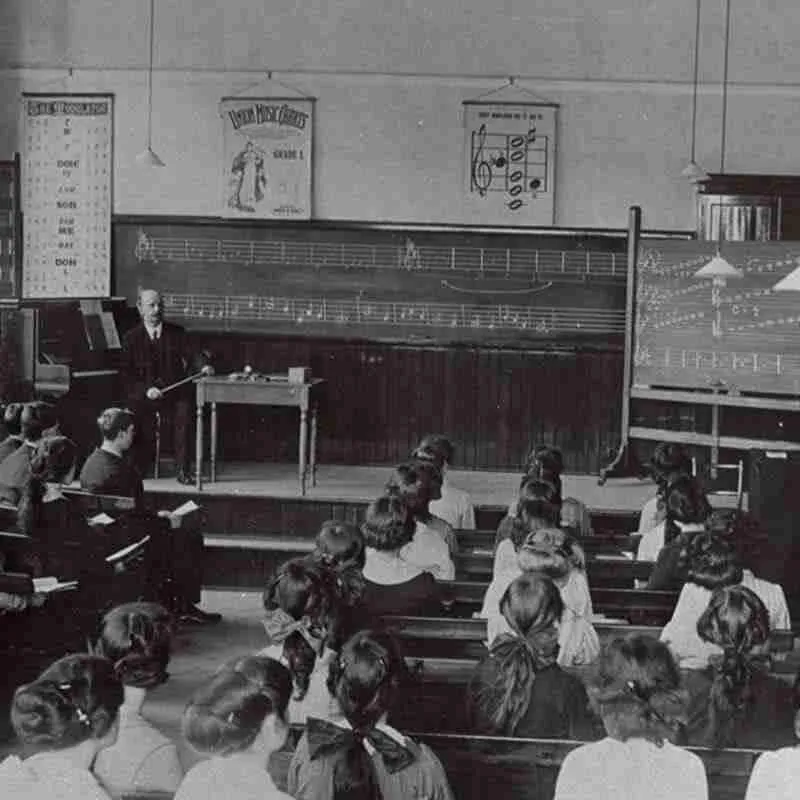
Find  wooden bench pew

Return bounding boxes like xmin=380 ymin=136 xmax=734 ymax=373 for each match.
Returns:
xmin=441 ymin=580 xmax=680 ymax=625
xmin=456 ymin=528 xmax=642 ymax=556
xmin=202 ymin=533 xmax=653 ymax=590
xmin=384 ymin=614 xmax=797 ymax=662
xmin=120 ymin=728 xmax=766 ymax=800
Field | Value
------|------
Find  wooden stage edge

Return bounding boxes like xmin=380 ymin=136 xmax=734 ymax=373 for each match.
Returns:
xmin=137 ymin=460 xmax=700 ymax=516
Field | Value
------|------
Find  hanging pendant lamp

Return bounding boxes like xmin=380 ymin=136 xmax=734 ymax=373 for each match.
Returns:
xmin=136 ymin=0 xmax=165 ymax=167
xmin=682 ymin=0 xmax=709 ymax=182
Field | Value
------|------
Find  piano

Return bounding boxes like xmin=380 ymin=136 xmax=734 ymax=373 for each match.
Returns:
xmin=20 ymin=300 xmax=133 ymax=459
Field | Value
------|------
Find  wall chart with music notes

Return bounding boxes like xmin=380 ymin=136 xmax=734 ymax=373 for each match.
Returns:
xmin=634 ymin=240 xmax=800 ymax=396
xmin=464 ymin=101 xmax=557 ymax=226
xmin=114 ymin=219 xmax=625 ymax=348
xmin=21 ymin=94 xmax=112 ymax=299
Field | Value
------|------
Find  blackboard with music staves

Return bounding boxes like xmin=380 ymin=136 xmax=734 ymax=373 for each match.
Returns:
xmin=113 ymin=219 xmax=627 ymax=348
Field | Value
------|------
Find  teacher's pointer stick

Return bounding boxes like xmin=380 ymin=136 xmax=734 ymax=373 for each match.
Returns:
xmin=159 ymin=368 xmax=210 ymax=395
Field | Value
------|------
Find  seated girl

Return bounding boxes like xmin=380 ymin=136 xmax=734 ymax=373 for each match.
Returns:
xmin=493 ymin=479 xmax=562 ymax=574
xmin=683 ymin=585 xmax=795 ymax=750
xmin=561 ymin=496 xmax=592 ymax=539
xmin=13 ymin=435 xmax=87 ymax=578
xmin=361 ymin=494 xmax=442 ymax=618
xmin=309 ymin=520 xmax=366 ymax=612
xmin=176 ymin=655 xmax=292 ymax=800
xmin=92 ymin=601 xmax=183 ymax=796
xmin=412 ymin=434 xmax=476 ymax=530
xmin=468 ymin=573 xmax=599 ymax=739
xmin=637 ymin=443 xmax=693 ymax=535
xmin=554 ymin=636 xmax=707 ymax=800
xmin=0 ymin=653 xmax=124 ymax=800
xmin=481 ymin=526 xmax=599 ymax=666
xmin=386 ymin=462 xmax=456 ymax=577
xmin=744 ymin=670 xmax=800 ymax=800
xmin=499 ymin=446 xmax=564 ymax=535
xmin=288 ymin=629 xmax=455 ymax=800
xmin=260 ymin=558 xmax=356 ymax=723
xmin=638 ymin=475 xmax=710 ymax=572
xmin=660 ymin=532 xmax=791 ymax=670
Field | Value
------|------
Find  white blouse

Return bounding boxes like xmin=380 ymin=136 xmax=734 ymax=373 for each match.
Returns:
xmin=661 ymin=570 xmax=792 ymax=669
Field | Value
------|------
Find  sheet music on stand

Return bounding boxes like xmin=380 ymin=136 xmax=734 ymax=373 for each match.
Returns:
xmin=21 ymin=94 xmax=112 ymax=299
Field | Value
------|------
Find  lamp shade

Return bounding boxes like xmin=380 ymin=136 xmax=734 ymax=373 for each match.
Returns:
xmin=773 ymin=266 xmax=800 ymax=292
xmin=693 ymin=253 xmax=743 ymax=279
xmin=681 ymin=160 xmax=710 ymax=183
xmin=135 ymin=146 xmax=165 ymax=168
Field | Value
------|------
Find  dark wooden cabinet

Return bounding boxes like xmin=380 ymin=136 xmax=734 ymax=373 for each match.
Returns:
xmin=697 ymin=173 xmax=800 ymax=241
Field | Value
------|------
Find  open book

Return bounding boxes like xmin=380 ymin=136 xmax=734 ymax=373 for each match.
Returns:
xmin=105 ymin=535 xmax=151 ymax=564
xmin=88 ymin=512 xmax=117 ymax=526
xmin=32 ymin=577 xmax=79 ymax=594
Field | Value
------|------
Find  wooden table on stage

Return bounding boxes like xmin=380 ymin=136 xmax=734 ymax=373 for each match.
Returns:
xmin=195 ymin=377 xmax=326 ymax=494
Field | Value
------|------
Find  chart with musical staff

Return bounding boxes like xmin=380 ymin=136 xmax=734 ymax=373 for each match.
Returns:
xmin=634 ymin=240 xmax=800 ymax=396
xmin=21 ymin=94 xmax=112 ymax=299
xmin=463 ymin=101 xmax=557 ymax=226
xmin=116 ymin=221 xmax=625 ymax=347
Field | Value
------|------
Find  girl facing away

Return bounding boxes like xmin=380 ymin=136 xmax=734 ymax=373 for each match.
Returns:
xmin=92 ymin=601 xmax=183 ymax=796
xmin=0 ymin=653 xmax=125 ymax=800
xmin=385 ymin=461 xmax=456 ymax=577
xmin=288 ymin=629 xmax=455 ymax=800
xmin=744 ymin=670 xmax=800 ymax=800
xmin=683 ymin=584 xmax=796 ymax=750
xmin=660 ymin=532 xmax=791 ymax=670
xmin=481 ymin=525 xmax=599 ymax=666
xmin=638 ymin=474 xmax=710 ymax=573
xmin=468 ymin=573 xmax=599 ymax=740
xmin=177 ymin=655 xmax=292 ymax=800
xmin=360 ymin=494 xmax=442 ymax=619
xmin=412 ymin=434 xmax=476 ymax=530
xmin=554 ymin=635 xmax=708 ymax=800
xmin=260 ymin=557 xmax=358 ymax=723
xmin=309 ymin=521 xmax=366 ymax=615
xmin=493 ymin=478 xmax=562 ymax=574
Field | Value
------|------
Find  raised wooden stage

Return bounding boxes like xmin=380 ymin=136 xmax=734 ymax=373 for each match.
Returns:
xmin=140 ymin=460 xmax=665 ymax=530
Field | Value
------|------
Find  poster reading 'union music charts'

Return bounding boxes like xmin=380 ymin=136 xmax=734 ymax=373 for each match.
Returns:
xmin=463 ymin=101 xmax=557 ymax=226
xmin=22 ymin=94 xmax=112 ymax=298
xmin=221 ymin=97 xmax=313 ymax=220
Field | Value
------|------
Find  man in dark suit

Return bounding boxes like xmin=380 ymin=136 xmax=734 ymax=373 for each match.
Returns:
xmin=121 ymin=288 xmax=212 ymax=484
xmin=79 ymin=405 xmax=220 ymax=624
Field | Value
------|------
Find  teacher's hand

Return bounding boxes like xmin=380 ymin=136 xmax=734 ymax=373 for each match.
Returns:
xmin=146 ymin=386 xmax=163 ymax=401
xmin=201 ymin=364 xmax=215 ymax=377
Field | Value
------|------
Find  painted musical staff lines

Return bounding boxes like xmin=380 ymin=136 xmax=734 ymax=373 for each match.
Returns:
xmin=133 ymin=230 xmax=623 ymax=283
xmin=161 ymin=292 xmax=625 ymax=336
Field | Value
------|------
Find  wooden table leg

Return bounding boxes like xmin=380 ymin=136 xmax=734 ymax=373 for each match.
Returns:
xmin=299 ymin=407 xmax=308 ymax=496
xmin=210 ymin=401 xmax=218 ymax=483
xmin=310 ymin=403 xmax=318 ymax=487
xmin=195 ymin=400 xmax=203 ymax=491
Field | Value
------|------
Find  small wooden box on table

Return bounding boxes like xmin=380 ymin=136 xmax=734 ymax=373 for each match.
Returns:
xmin=195 ymin=376 xmax=326 ymax=495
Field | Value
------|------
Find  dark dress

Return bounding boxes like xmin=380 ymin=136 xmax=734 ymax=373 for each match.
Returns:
xmin=468 ymin=660 xmax=600 ymax=740
xmin=121 ymin=321 xmax=193 ymax=475
xmin=0 ymin=443 xmax=34 ymax=504
xmin=79 ymin=447 xmax=144 ymax=508
xmin=362 ymin=574 xmax=441 ymax=618
xmin=647 ymin=537 xmax=688 ymax=591
xmin=682 ymin=666 xmax=796 ymax=750
xmin=0 ymin=434 xmax=23 ymax=466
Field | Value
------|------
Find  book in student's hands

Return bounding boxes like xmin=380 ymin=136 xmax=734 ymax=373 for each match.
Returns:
xmin=32 ymin=577 xmax=79 ymax=594
xmin=88 ymin=512 xmax=116 ymax=526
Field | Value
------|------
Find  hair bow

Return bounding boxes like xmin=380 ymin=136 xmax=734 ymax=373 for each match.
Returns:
xmin=624 ymin=680 xmax=688 ymax=728
xmin=306 ymin=717 xmax=416 ymax=774
xmin=263 ymin=608 xmax=324 ymax=653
